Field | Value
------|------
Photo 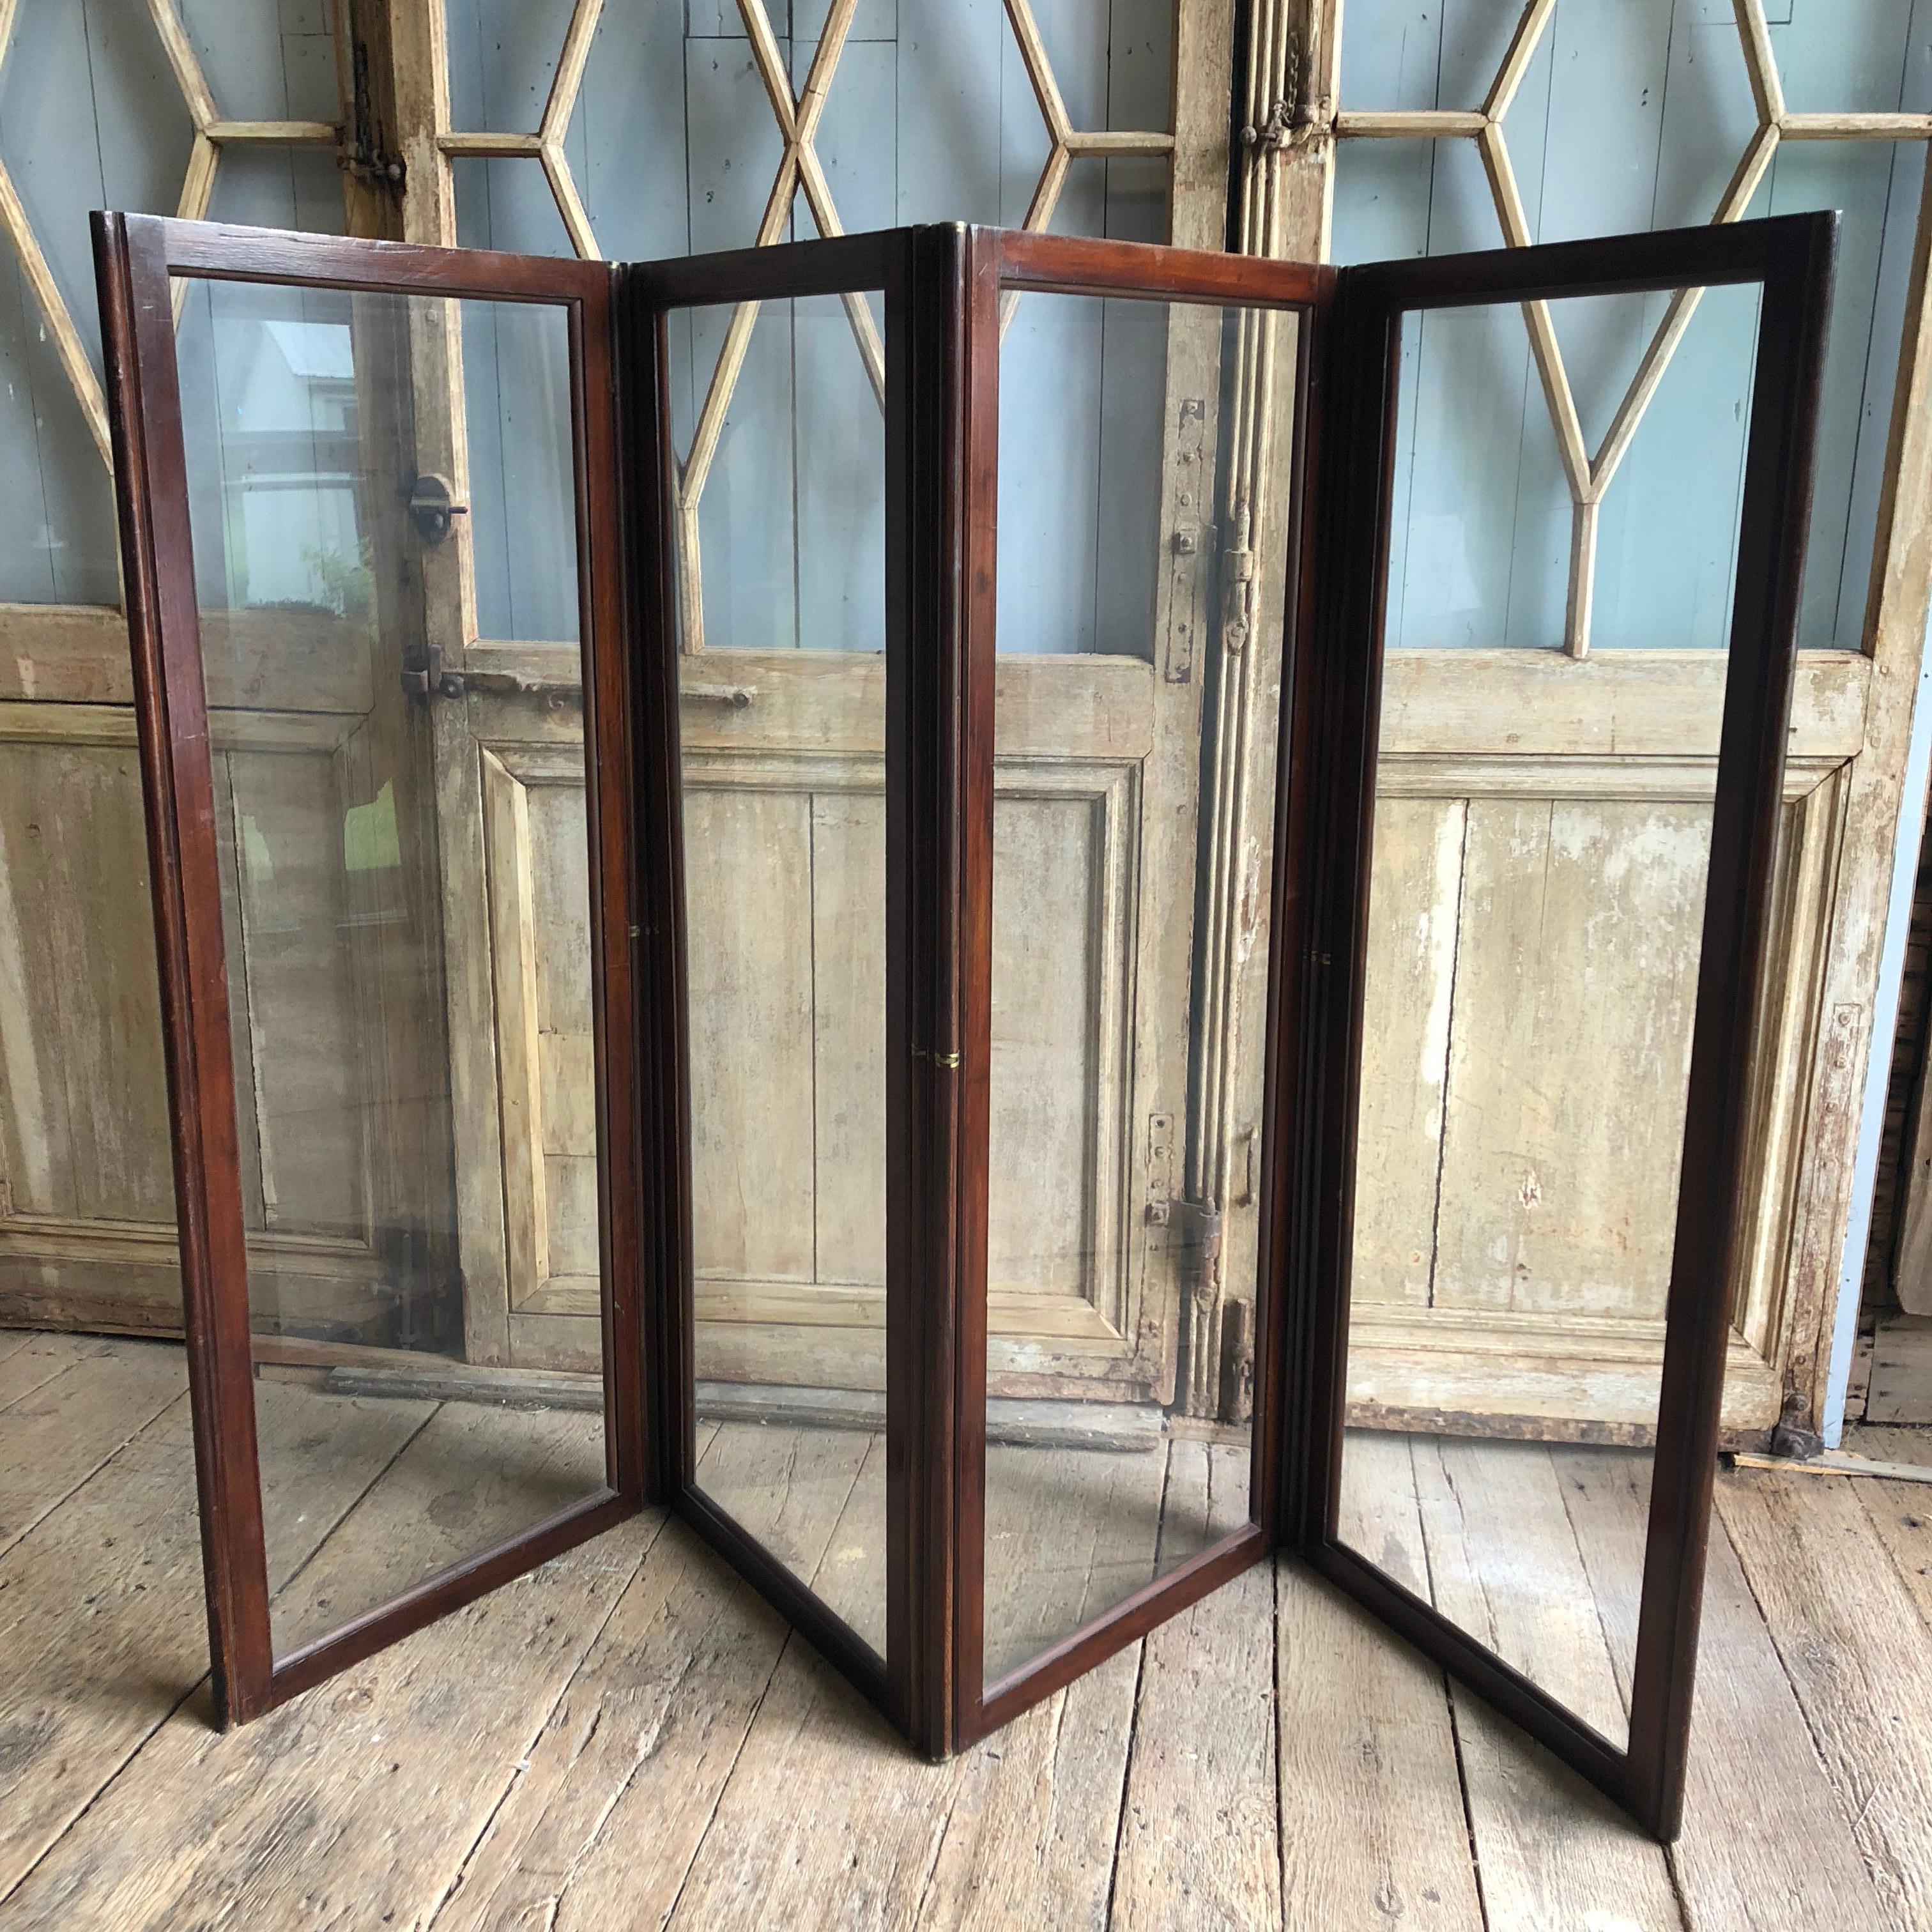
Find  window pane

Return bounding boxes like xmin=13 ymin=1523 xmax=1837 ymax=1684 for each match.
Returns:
xmin=172 ymin=277 xmax=609 ymax=1659
xmin=674 ymin=295 xmax=889 ymax=1663
xmin=982 ymin=291 xmax=1300 ymax=1685
xmin=1336 ymin=286 xmax=1764 ymax=1749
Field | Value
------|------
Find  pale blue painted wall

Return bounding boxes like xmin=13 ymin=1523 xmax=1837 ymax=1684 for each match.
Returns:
xmin=445 ymin=0 xmax=1175 ymax=652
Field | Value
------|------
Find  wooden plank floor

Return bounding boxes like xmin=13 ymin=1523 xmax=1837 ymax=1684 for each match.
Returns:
xmin=3 ymin=1333 xmax=1931 ymax=1930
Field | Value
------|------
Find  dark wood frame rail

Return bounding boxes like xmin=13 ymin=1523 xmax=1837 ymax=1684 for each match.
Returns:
xmin=95 ymin=206 xmax=1833 ymax=1844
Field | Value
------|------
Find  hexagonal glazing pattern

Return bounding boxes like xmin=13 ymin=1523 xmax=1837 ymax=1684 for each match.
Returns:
xmin=436 ymin=0 xmax=1178 ymax=643
xmin=1332 ymin=0 xmax=1932 ymax=655
xmin=0 ymin=0 xmax=337 ymax=470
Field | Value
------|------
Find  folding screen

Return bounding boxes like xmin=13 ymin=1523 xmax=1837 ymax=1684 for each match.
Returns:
xmin=96 ymin=208 xmax=1832 ymax=1841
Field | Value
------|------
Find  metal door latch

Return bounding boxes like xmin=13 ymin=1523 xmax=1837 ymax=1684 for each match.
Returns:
xmin=407 ymin=473 xmax=468 ymax=545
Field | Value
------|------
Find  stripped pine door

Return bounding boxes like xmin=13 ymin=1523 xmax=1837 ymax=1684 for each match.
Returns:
xmin=1256 ymin=0 xmax=1932 ymax=1436
xmin=394 ymin=0 xmax=1283 ymax=1413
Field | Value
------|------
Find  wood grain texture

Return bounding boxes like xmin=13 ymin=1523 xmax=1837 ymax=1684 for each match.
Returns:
xmin=0 ymin=1354 xmax=1924 ymax=1926
xmin=1109 ymin=1443 xmax=1280 ymax=1932
xmin=265 ymin=1397 xmax=607 ymax=1657
xmin=0 ymin=1335 xmax=185 ymax=1562
xmin=1715 ymin=1459 xmax=1932 ymax=1926
xmin=1283 ymin=1432 xmax=1484 ymax=1930
xmin=0 ymin=1366 xmax=423 ymax=1901
xmin=1338 ymin=1429 xmax=1684 ymax=1924
xmin=1560 ymin=1446 xmax=1887 ymax=1928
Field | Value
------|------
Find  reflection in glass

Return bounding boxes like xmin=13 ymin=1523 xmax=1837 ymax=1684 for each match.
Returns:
xmin=172 ymin=278 xmax=608 ymax=1659
xmin=1337 ymin=288 xmax=1763 ymax=1746
xmin=670 ymin=296 xmax=888 ymax=1660
xmin=983 ymin=293 xmax=1300 ymax=1685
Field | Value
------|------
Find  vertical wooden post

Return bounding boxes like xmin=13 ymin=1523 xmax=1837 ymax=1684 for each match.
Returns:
xmin=346 ymin=0 xmax=518 ymax=1367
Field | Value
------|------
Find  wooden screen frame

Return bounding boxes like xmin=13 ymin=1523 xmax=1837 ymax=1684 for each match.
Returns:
xmin=1281 ymin=210 xmax=1839 ymax=1843
xmin=947 ymin=226 xmax=1333 ymax=1751
xmin=624 ymin=227 xmax=946 ymax=1741
xmin=92 ymin=210 xmax=647 ymax=1727
xmin=97 ymin=206 xmax=1831 ymax=1840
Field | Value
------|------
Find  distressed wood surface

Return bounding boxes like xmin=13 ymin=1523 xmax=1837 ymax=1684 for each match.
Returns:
xmin=1714 ymin=1454 xmax=1932 ymax=1928
xmin=0 ymin=1365 xmax=427 ymax=1901
xmin=1289 ymin=0 xmax=1932 ymax=1450
xmin=1110 ymin=1443 xmax=1280 ymax=1931
xmin=1560 ymin=1446 xmax=1889 ymax=1927
xmin=1338 ymin=1428 xmax=1684 ymax=1928
xmin=1285 ymin=1433 xmax=1484 ymax=1929
xmin=0 ymin=1349 xmax=1920 ymax=1927
xmin=0 ymin=1335 xmax=185 ymax=1562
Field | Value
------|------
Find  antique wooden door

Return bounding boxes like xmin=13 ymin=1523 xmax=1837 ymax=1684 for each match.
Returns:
xmin=1249 ymin=0 xmax=1932 ymax=1438
xmin=384 ymin=0 xmax=1283 ymax=1421
xmin=0 ymin=1 xmax=466 ymax=1351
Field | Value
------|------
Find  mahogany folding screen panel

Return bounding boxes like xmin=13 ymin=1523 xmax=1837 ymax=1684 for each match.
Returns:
xmin=93 ymin=212 xmax=648 ymax=1726
xmin=96 ymin=208 xmax=1832 ymax=1843
xmin=1282 ymin=217 xmax=1836 ymax=1841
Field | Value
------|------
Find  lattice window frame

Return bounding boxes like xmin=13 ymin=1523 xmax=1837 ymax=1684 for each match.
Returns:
xmin=0 ymin=0 xmax=339 ymax=470
xmin=1328 ymin=0 xmax=1932 ymax=658
xmin=436 ymin=0 xmax=1178 ymax=652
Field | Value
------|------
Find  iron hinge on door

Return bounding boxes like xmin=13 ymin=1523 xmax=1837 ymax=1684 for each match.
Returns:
xmin=399 ymin=645 xmax=448 ymax=702
xmin=1163 ymin=396 xmax=1214 ymax=685
xmin=1146 ymin=1112 xmax=1176 ymax=1223
xmin=342 ymin=29 xmax=405 ymax=194
xmin=1239 ymin=31 xmax=1326 ymax=155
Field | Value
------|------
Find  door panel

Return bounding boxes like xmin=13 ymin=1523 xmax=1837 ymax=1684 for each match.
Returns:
xmin=482 ymin=744 xmax=601 ymax=1320
xmin=1310 ymin=0 xmax=1932 ymax=1439
xmin=1329 ymin=274 xmax=1828 ymax=1437
xmin=417 ymin=0 xmax=1217 ymax=1406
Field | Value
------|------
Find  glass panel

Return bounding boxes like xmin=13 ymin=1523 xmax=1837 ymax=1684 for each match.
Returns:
xmin=671 ymin=295 xmax=888 ymax=1662
xmin=1335 ymin=289 xmax=1763 ymax=1750
xmin=982 ymin=291 xmax=1301 ymax=1686
xmin=171 ymin=277 xmax=608 ymax=1660
xmin=1331 ymin=0 xmax=1932 ymax=649
xmin=1374 ymin=282 xmax=1761 ymax=652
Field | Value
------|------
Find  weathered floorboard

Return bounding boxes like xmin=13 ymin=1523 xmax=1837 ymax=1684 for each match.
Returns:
xmin=0 ymin=1360 xmax=1922 ymax=1931
xmin=0 ymin=1336 xmax=186 ymax=1561
xmin=1716 ymin=1460 xmax=1932 ymax=1928
xmin=1402 ymin=1432 xmax=1687 ymax=1930
xmin=1560 ymin=1448 xmax=1885 ymax=1928
xmin=1283 ymin=1429 xmax=1485 ymax=1930
xmin=0 ymin=1374 xmax=426 ymax=1903
xmin=1 ymin=1448 xmax=656 ymax=1929
xmin=0 ymin=1331 xmax=114 ymax=1414
xmin=1111 ymin=1442 xmax=1280 ymax=1932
